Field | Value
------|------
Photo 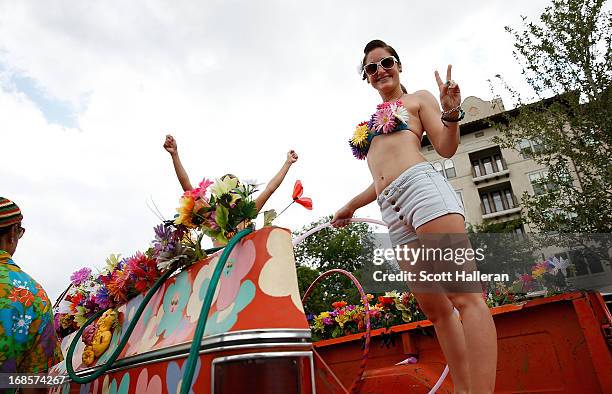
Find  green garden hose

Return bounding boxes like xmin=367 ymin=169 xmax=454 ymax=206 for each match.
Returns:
xmin=65 ymin=242 xmax=226 ymax=384
xmin=180 ymin=228 xmax=252 ymax=394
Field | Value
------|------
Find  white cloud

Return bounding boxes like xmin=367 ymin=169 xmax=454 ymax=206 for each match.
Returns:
xmin=0 ymin=0 xmax=550 ymax=301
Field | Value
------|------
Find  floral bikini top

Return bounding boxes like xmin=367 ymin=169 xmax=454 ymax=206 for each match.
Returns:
xmin=349 ymin=100 xmax=410 ymax=160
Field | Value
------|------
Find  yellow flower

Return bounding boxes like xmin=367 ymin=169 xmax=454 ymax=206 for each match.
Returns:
xmin=175 ymin=195 xmax=195 ymax=227
xmin=335 ymin=314 xmax=349 ymax=328
xmin=319 ymin=311 xmax=330 ymax=318
xmin=361 ymin=294 xmax=374 ymax=305
xmin=532 ymin=267 xmax=546 ymax=279
xmin=351 ymin=123 xmax=370 ymax=148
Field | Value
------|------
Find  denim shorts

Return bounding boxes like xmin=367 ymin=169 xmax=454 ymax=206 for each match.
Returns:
xmin=377 ymin=162 xmax=465 ymax=247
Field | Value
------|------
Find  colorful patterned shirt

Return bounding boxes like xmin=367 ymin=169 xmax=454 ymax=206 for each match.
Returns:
xmin=0 ymin=250 xmax=63 ymax=372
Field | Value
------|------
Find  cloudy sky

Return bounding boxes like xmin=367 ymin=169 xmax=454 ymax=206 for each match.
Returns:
xmin=1 ymin=0 xmax=551 ymax=301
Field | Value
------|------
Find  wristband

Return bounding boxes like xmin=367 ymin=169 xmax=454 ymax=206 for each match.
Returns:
xmin=441 ymin=106 xmax=465 ymax=127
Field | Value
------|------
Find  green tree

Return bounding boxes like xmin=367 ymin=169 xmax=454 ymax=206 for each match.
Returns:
xmin=467 ymin=218 xmax=537 ymax=281
xmin=492 ymin=0 xmax=611 ymax=233
xmin=296 ymin=265 xmax=328 ymax=315
xmin=293 ymin=216 xmax=374 ymax=314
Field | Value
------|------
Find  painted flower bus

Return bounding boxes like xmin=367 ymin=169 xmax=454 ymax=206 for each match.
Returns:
xmin=45 ymin=224 xmax=612 ymax=394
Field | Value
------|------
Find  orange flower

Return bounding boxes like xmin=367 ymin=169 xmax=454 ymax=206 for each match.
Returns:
xmin=8 ymin=288 xmax=35 ymax=307
xmin=106 ymin=270 xmax=130 ymax=303
xmin=332 ymin=301 xmax=347 ymax=309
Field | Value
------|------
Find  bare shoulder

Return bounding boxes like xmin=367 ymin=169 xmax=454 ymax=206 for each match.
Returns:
xmin=413 ymin=89 xmax=436 ymax=102
xmin=413 ymin=90 xmax=440 ymax=111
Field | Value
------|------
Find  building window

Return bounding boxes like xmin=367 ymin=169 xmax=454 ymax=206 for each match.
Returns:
xmin=471 ymin=154 xmax=506 ymax=178
xmin=480 ymin=188 xmax=516 ymax=215
xmin=519 ymin=139 xmax=531 ymax=158
xmin=504 ymin=190 xmax=514 ymax=208
xmin=491 ymin=191 xmax=504 ymax=212
xmin=482 ymin=157 xmax=493 ymax=175
xmin=444 ymin=159 xmax=456 ymax=178
xmin=519 ymin=139 xmax=544 ymax=159
xmin=529 ymin=170 xmax=558 ymax=195
xmin=481 ymin=194 xmax=492 ymax=214
xmin=433 ymin=161 xmax=456 ymax=179
xmin=455 ymin=191 xmax=464 ymax=208
xmin=513 ymin=225 xmax=524 ymax=237
xmin=494 ymin=155 xmax=503 ymax=172
xmin=557 ymin=249 xmax=604 ymax=277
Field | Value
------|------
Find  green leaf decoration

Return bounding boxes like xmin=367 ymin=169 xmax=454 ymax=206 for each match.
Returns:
xmin=263 ymin=210 xmax=277 ymax=227
xmin=215 ymin=205 xmax=229 ymax=229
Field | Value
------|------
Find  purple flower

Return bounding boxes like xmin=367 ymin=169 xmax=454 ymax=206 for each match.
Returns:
xmin=323 ymin=317 xmax=333 ymax=325
xmin=95 ymin=287 xmax=113 ymax=309
xmin=117 ymin=258 xmax=127 ymax=270
xmin=70 ymin=267 xmax=92 ymax=286
xmin=349 ymin=140 xmax=369 ymax=160
xmin=152 ymin=224 xmax=182 ymax=258
xmin=154 ymin=223 xmax=172 ymax=240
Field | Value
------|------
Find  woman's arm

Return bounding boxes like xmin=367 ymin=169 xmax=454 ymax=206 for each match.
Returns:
xmin=254 ymin=150 xmax=298 ymax=212
xmin=163 ymin=135 xmax=194 ymax=192
xmin=415 ymin=65 xmax=462 ymax=158
xmin=416 ymin=90 xmax=459 ymax=158
xmin=331 ymin=183 xmax=376 ymax=226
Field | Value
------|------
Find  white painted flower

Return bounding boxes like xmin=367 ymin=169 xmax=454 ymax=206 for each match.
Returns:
xmin=12 ymin=279 xmax=28 ymax=289
xmin=258 ymin=229 xmax=304 ymax=312
xmin=186 ymin=256 xmax=220 ymax=322
xmin=12 ymin=313 xmax=33 ymax=334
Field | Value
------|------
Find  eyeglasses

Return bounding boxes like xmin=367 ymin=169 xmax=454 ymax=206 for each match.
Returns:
xmin=17 ymin=226 xmax=25 ymax=239
xmin=363 ymin=56 xmax=398 ymax=76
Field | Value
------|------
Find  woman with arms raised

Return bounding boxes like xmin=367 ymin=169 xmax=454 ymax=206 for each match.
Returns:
xmin=332 ymin=39 xmax=497 ymax=394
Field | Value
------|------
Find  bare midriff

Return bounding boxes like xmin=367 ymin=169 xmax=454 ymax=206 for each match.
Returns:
xmin=367 ymin=131 xmax=427 ymax=195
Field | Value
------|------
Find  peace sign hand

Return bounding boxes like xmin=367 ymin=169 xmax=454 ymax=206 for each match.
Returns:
xmin=434 ymin=64 xmax=461 ymax=112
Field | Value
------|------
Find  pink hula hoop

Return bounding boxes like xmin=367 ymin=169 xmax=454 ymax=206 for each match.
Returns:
xmin=296 ymin=218 xmax=385 ymax=393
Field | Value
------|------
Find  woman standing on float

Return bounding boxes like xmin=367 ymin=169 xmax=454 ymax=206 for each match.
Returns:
xmin=332 ymin=40 xmax=497 ymax=393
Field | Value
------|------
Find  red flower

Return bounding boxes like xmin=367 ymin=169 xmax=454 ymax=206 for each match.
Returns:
xmin=292 ymin=180 xmax=313 ymax=210
xmin=8 ymin=288 xmax=35 ymax=307
xmin=332 ymin=301 xmax=347 ymax=309
xmin=377 ymin=296 xmax=394 ymax=307
xmin=125 ymin=252 xmax=160 ymax=293
xmin=67 ymin=292 xmax=84 ymax=313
